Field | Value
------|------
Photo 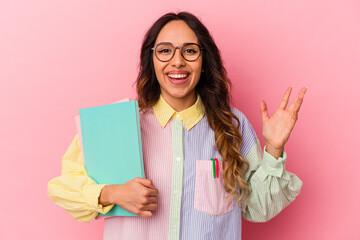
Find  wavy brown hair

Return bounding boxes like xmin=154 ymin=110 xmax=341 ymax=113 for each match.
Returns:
xmin=136 ymin=12 xmax=250 ymax=211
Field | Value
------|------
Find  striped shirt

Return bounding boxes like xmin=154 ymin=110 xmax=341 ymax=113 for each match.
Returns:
xmin=47 ymin=94 xmax=303 ymax=240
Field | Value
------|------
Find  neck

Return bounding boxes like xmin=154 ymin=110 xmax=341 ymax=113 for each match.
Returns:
xmin=161 ymin=92 xmax=197 ymax=112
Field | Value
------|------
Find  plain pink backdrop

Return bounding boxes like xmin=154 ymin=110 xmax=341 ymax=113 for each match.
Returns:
xmin=1 ymin=0 xmax=359 ymax=239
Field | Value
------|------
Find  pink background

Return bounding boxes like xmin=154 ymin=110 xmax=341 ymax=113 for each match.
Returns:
xmin=1 ymin=0 xmax=359 ymax=239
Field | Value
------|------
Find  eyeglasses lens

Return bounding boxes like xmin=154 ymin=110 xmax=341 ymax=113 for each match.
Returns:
xmin=155 ymin=44 xmax=200 ymax=62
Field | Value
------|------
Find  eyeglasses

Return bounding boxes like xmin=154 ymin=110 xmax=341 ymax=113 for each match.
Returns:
xmin=151 ymin=42 xmax=203 ymax=62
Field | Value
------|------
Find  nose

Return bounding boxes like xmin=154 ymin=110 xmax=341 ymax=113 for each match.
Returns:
xmin=170 ymin=47 xmax=186 ymax=68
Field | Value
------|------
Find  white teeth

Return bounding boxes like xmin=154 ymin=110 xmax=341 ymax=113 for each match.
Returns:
xmin=167 ymin=74 xmax=189 ymax=79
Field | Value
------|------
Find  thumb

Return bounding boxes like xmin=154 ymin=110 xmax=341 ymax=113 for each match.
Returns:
xmin=260 ymin=100 xmax=269 ymax=121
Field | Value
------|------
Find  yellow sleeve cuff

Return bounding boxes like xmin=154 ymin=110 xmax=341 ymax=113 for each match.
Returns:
xmin=84 ymin=184 xmax=114 ymax=214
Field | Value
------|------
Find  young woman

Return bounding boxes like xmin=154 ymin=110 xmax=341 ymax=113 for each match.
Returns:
xmin=48 ymin=11 xmax=307 ymax=240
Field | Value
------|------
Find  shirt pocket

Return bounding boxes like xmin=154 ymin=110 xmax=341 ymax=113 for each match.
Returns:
xmin=194 ymin=160 xmax=234 ymax=216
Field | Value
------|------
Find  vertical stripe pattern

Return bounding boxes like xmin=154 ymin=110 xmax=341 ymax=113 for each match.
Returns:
xmin=180 ymin=115 xmax=242 ymax=240
xmin=168 ymin=118 xmax=184 ymax=240
xmin=48 ymin=97 xmax=303 ymax=240
xmin=103 ymin=110 xmax=174 ymax=240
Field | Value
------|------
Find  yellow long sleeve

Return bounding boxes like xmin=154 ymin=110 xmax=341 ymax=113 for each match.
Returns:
xmin=47 ymin=134 xmax=114 ymax=222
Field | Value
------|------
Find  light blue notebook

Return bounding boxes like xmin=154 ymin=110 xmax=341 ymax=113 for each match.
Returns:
xmin=79 ymin=100 xmax=144 ymax=216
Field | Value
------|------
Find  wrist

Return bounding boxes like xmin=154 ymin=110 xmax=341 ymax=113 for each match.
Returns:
xmin=99 ymin=185 xmax=114 ymax=206
xmin=265 ymin=143 xmax=284 ymax=159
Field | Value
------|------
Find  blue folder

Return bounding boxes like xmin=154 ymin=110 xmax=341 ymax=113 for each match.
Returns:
xmin=79 ymin=100 xmax=144 ymax=216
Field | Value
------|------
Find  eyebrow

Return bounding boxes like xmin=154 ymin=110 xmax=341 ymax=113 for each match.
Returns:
xmin=156 ymin=42 xmax=199 ymax=46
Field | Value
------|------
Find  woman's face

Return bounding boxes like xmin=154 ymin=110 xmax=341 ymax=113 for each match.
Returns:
xmin=153 ymin=20 xmax=203 ymax=110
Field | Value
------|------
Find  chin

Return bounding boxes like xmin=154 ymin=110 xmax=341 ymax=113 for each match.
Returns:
xmin=169 ymin=92 xmax=190 ymax=99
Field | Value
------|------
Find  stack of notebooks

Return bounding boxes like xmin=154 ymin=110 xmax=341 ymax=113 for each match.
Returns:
xmin=75 ymin=99 xmax=144 ymax=216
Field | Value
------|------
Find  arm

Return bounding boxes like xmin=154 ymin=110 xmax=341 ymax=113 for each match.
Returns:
xmin=47 ymin=134 xmax=159 ymax=221
xmin=47 ymin=134 xmax=114 ymax=222
xmin=241 ymin=138 xmax=302 ymax=222
xmin=241 ymin=87 xmax=306 ymax=222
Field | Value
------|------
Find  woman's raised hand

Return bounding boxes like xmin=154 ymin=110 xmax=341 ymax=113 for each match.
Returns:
xmin=99 ymin=177 xmax=159 ymax=218
xmin=260 ymin=87 xmax=307 ymax=159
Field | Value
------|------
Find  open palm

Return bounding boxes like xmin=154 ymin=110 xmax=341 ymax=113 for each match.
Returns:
xmin=260 ymin=87 xmax=307 ymax=157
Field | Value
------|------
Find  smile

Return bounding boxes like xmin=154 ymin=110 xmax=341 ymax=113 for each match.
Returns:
xmin=166 ymin=73 xmax=190 ymax=85
xmin=167 ymin=73 xmax=189 ymax=79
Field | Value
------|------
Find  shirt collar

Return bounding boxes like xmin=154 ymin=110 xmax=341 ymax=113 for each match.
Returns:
xmin=152 ymin=94 xmax=205 ymax=131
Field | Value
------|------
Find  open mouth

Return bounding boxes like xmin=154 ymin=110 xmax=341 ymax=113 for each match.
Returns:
xmin=166 ymin=73 xmax=190 ymax=81
xmin=166 ymin=73 xmax=190 ymax=85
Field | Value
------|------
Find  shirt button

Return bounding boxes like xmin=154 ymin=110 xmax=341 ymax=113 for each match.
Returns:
xmin=176 ymin=113 xmax=180 ymax=118
xmin=176 ymin=157 xmax=180 ymax=162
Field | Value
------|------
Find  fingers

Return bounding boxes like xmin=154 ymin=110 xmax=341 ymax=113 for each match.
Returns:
xmin=140 ymin=211 xmax=153 ymax=218
xmin=146 ymin=188 xmax=159 ymax=197
xmin=134 ymin=178 xmax=159 ymax=198
xmin=145 ymin=196 xmax=158 ymax=204
xmin=130 ymin=195 xmax=158 ymax=218
xmin=279 ymin=87 xmax=292 ymax=110
xmin=288 ymin=87 xmax=307 ymax=114
xmin=260 ymin=100 xmax=269 ymax=121
xmin=128 ymin=207 xmax=153 ymax=218
xmin=117 ymin=178 xmax=159 ymax=218
xmin=142 ymin=203 xmax=158 ymax=211
xmin=136 ymin=202 xmax=158 ymax=218
xmin=135 ymin=178 xmax=157 ymax=189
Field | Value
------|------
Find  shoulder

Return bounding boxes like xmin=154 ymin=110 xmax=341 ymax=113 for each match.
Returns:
xmin=230 ymin=106 xmax=258 ymax=139
xmin=230 ymin=106 xmax=247 ymax=122
xmin=230 ymin=106 xmax=250 ymax=128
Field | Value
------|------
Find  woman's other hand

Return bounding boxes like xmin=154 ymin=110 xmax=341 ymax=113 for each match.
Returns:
xmin=260 ymin=87 xmax=307 ymax=158
xmin=99 ymin=177 xmax=159 ymax=218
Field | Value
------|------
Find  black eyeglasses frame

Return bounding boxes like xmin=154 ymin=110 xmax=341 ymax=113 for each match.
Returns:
xmin=151 ymin=42 xmax=204 ymax=62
